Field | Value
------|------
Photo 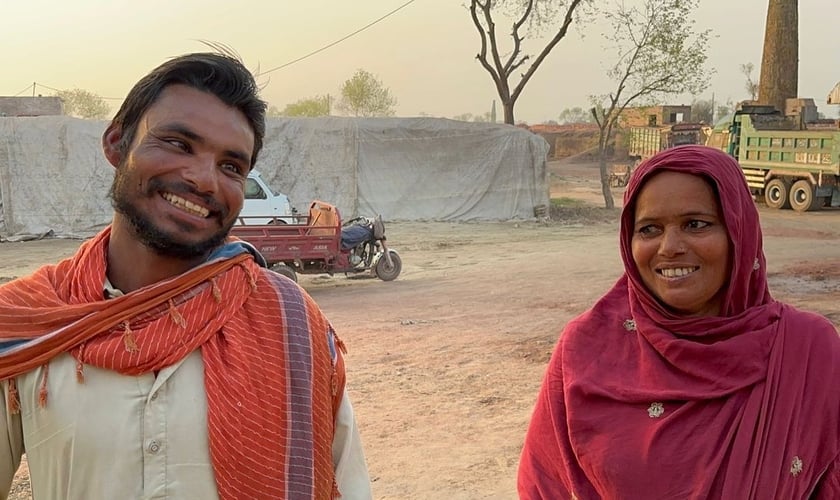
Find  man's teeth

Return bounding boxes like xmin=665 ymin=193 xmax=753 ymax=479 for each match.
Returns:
xmin=659 ymin=267 xmax=697 ymax=278
xmin=162 ymin=193 xmax=210 ymax=217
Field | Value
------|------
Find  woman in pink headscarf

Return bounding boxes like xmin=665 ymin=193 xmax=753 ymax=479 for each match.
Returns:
xmin=518 ymin=145 xmax=840 ymax=499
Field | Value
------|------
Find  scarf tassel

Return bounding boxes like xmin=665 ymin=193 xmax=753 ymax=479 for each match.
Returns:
xmin=334 ymin=333 xmax=348 ymax=355
xmin=168 ymin=300 xmax=187 ymax=329
xmin=123 ymin=320 xmax=139 ymax=353
xmin=209 ymin=277 xmax=222 ymax=303
xmin=76 ymin=343 xmax=86 ymax=384
xmin=38 ymin=363 xmax=49 ymax=408
xmin=7 ymin=379 xmax=20 ymax=414
xmin=240 ymin=263 xmax=258 ymax=291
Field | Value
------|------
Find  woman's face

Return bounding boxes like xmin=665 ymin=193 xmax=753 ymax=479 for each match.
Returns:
xmin=630 ymin=171 xmax=731 ymax=317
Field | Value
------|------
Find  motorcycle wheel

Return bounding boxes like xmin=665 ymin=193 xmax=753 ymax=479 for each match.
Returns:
xmin=375 ymin=251 xmax=402 ymax=281
xmin=271 ymin=263 xmax=298 ymax=283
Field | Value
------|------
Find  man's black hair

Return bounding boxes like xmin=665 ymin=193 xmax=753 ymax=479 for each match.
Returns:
xmin=110 ymin=52 xmax=267 ymax=167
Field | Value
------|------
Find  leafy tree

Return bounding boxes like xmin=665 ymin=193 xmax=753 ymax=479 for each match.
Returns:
xmin=453 ymin=111 xmax=494 ymax=122
xmin=757 ymin=0 xmax=798 ymax=113
xmin=740 ymin=62 xmax=759 ymax=100
xmin=278 ymin=95 xmax=331 ymax=117
xmin=558 ymin=107 xmax=595 ymax=124
xmin=267 ymin=105 xmax=283 ymax=117
xmin=55 ymin=88 xmax=110 ymax=119
xmin=469 ymin=0 xmax=589 ymax=125
xmin=589 ymin=0 xmax=711 ymax=209
xmin=336 ymin=69 xmax=397 ymax=117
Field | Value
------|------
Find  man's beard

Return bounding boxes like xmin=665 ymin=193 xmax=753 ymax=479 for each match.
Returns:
xmin=109 ymin=169 xmax=234 ymax=259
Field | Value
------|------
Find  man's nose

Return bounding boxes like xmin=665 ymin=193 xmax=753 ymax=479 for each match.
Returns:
xmin=182 ymin=155 xmax=219 ymax=194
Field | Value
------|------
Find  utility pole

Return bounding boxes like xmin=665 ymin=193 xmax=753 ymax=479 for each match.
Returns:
xmin=711 ymin=92 xmax=715 ymax=124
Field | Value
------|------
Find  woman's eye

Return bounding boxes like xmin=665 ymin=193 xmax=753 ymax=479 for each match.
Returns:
xmin=687 ymin=220 xmax=711 ymax=230
xmin=637 ymin=225 xmax=660 ymax=236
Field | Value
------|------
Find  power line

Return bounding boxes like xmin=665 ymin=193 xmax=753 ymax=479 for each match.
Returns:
xmin=7 ymin=2 xmax=417 ymax=102
xmin=32 ymin=82 xmax=123 ymax=100
xmin=12 ymin=83 xmax=34 ymax=97
xmin=257 ymin=0 xmax=418 ymax=77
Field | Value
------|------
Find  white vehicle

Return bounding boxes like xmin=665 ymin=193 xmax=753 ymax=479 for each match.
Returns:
xmin=239 ymin=170 xmax=295 ymax=224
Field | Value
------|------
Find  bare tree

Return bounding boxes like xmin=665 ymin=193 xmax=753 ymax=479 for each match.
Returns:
xmin=469 ymin=0 xmax=588 ymax=125
xmin=757 ymin=0 xmax=798 ymax=113
xmin=740 ymin=62 xmax=759 ymax=100
xmin=589 ymin=0 xmax=711 ymax=209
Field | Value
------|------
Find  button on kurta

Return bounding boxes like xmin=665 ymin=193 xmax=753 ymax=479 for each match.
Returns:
xmin=148 ymin=440 xmax=161 ymax=454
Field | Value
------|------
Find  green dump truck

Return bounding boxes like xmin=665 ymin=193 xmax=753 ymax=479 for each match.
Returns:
xmin=614 ymin=123 xmax=709 ymax=187
xmin=628 ymin=122 xmax=709 ymax=161
xmin=713 ymin=105 xmax=840 ymax=212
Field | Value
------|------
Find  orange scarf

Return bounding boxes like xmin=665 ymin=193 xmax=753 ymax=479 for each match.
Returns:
xmin=0 ymin=227 xmax=343 ymax=499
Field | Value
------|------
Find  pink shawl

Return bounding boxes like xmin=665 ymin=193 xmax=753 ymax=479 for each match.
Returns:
xmin=518 ymin=145 xmax=840 ymax=499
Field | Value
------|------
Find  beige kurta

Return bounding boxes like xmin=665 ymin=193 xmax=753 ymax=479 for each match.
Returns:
xmin=0 ymin=351 xmax=371 ymax=499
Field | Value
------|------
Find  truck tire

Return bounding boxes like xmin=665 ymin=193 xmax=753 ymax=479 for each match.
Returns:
xmin=789 ymin=180 xmax=820 ymax=212
xmin=764 ymin=178 xmax=791 ymax=209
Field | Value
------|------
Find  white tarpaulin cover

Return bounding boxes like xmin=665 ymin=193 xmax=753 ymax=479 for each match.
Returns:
xmin=0 ymin=115 xmax=548 ymax=239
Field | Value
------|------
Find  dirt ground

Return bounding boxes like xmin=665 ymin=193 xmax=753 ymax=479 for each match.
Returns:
xmin=5 ymin=160 xmax=840 ymax=499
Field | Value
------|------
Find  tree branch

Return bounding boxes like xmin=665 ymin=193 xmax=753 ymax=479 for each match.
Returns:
xmin=511 ymin=0 xmax=583 ymax=103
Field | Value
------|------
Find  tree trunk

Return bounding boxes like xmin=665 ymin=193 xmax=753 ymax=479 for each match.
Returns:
xmin=598 ymin=149 xmax=615 ymax=209
xmin=503 ymin=99 xmax=515 ymax=125
xmin=758 ymin=0 xmax=798 ymax=114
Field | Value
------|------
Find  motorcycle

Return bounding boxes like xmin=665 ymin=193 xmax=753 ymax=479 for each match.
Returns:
xmin=340 ymin=215 xmax=402 ymax=281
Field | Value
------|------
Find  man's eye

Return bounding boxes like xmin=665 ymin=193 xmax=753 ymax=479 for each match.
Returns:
xmin=167 ymin=139 xmax=188 ymax=151
xmin=221 ymin=163 xmax=245 ymax=176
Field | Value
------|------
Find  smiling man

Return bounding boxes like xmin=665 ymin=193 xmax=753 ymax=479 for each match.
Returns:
xmin=0 ymin=53 xmax=371 ymax=500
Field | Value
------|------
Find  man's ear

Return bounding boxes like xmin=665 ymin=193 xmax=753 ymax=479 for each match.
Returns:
xmin=102 ymin=123 xmax=124 ymax=168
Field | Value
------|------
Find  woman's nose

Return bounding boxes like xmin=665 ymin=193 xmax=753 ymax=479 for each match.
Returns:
xmin=658 ymin=228 xmax=686 ymax=256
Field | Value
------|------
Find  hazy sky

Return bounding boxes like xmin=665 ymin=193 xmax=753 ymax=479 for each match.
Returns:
xmin=2 ymin=0 xmax=838 ymax=123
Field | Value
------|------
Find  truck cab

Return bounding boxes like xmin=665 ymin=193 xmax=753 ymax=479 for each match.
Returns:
xmin=240 ymin=170 xmax=294 ymax=224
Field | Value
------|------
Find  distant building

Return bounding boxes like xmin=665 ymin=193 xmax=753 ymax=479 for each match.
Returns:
xmin=620 ymin=105 xmax=693 ymax=128
xmin=0 ymin=96 xmax=64 ymax=117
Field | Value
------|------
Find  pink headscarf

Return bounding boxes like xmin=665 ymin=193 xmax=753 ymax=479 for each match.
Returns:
xmin=518 ymin=145 xmax=840 ymax=499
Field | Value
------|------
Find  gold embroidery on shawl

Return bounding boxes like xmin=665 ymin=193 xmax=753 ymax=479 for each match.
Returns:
xmin=791 ymin=456 xmax=804 ymax=477
xmin=647 ymin=402 xmax=665 ymax=418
